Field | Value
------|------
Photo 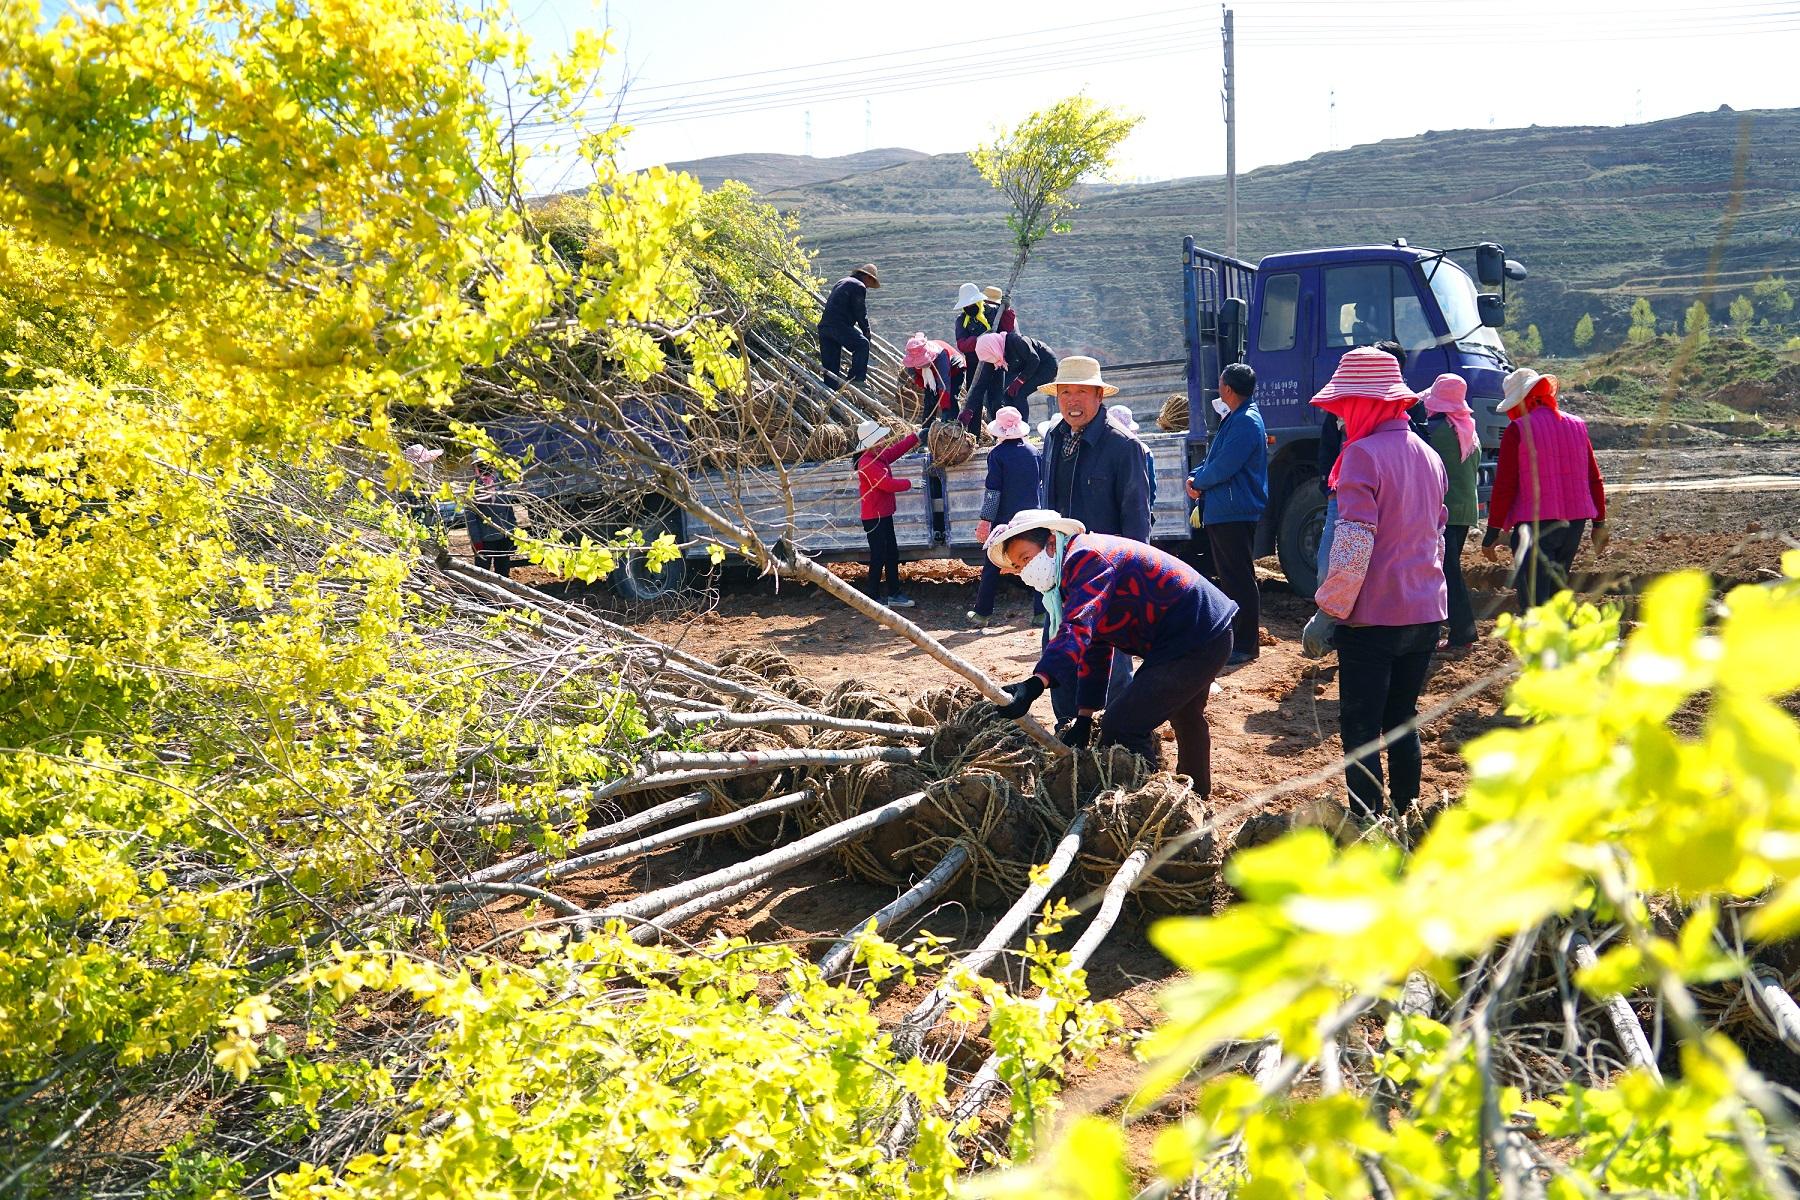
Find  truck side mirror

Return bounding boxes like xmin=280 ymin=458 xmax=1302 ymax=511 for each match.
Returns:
xmin=1475 ymin=243 xmax=1505 ymax=287
xmin=1504 ymin=259 xmax=1528 ymax=282
xmin=1218 ymin=296 xmax=1249 ymax=361
xmin=1477 ymin=292 xmax=1506 ymax=328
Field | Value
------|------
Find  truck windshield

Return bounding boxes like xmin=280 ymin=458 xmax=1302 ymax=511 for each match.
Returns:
xmin=1427 ymin=261 xmax=1503 ymax=354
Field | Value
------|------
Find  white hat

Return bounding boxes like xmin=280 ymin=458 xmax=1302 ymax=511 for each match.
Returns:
xmin=1039 ymin=354 xmax=1119 ymax=398
xmin=1037 ymin=413 xmax=1062 ymax=438
xmin=854 ymin=419 xmax=887 ymax=453
xmin=1106 ymin=405 xmax=1139 ymax=435
xmin=955 ymin=282 xmax=985 ymax=309
xmin=983 ymin=508 xmax=1087 ymax=568
xmin=1498 ymin=367 xmax=1541 ymax=414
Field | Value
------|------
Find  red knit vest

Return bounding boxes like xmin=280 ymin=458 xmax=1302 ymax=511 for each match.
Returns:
xmin=1506 ymin=408 xmax=1598 ymax=525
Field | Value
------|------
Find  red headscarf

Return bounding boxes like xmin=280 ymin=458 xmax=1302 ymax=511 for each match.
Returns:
xmin=1510 ymin=374 xmax=1560 ymax=421
xmin=1310 ymin=346 xmax=1420 ymax=489
xmin=1316 ymin=396 xmax=1418 ymax=489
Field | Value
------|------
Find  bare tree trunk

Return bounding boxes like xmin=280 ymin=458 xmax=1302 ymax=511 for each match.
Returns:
xmin=470 ymin=790 xmax=712 ymax=884
xmin=772 ymin=538 xmax=1067 ymax=755
xmin=588 ymin=789 xmax=927 ymax=927
xmin=527 ymin=788 xmax=815 ymax=885
xmin=1747 ymin=969 xmax=1800 ymax=1056
xmin=661 ymin=709 xmax=932 ymax=739
xmin=1568 ymin=928 xmax=1661 ymax=1081
xmin=644 ymin=746 xmax=919 ymax=773
xmin=812 ymin=845 xmax=971 ymax=983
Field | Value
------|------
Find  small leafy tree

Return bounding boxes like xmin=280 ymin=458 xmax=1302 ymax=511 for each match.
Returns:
xmin=1523 ymin=322 xmax=1543 ymax=357
xmin=1752 ymin=274 xmax=1793 ymax=316
xmin=1686 ymin=299 xmax=1712 ymax=344
xmin=1729 ymin=293 xmax=1755 ymax=327
xmin=970 ymin=95 xmax=1141 ymax=304
xmin=1572 ymin=312 xmax=1595 ymax=350
xmin=1628 ymin=296 xmax=1657 ymax=344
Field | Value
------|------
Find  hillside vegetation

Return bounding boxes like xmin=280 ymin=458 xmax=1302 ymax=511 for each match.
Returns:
xmin=732 ymin=107 xmax=1800 ymax=364
xmin=660 ymin=147 xmax=928 ymax=193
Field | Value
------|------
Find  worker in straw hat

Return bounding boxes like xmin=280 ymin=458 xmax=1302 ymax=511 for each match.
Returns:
xmin=1037 ymin=354 xmax=1152 ymax=725
xmin=987 ymin=509 xmax=1238 ymax=794
xmin=853 ymin=419 xmax=919 ymax=609
xmin=817 ymin=263 xmax=880 ymax=392
xmin=1481 ymin=367 xmax=1608 ymax=612
xmin=983 ymin=284 xmax=1018 ymax=331
xmin=967 ymin=406 xmax=1042 ymax=629
xmin=1308 ymin=346 xmax=1447 ymax=827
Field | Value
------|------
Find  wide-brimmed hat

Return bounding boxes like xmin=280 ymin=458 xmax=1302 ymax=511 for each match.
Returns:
xmin=984 ymin=508 xmax=1086 ymax=568
xmin=854 ymin=419 xmax=887 ymax=453
xmin=902 ymin=333 xmax=933 ymax=370
xmin=987 ymin=406 xmax=1029 ymax=441
xmin=1311 ymin=346 xmax=1416 ymax=407
xmin=852 ymin=263 xmax=881 ymax=288
xmin=1498 ymin=367 xmax=1541 ymax=414
xmin=1106 ymin=405 xmax=1140 ymax=435
xmin=1039 ymin=355 xmax=1119 ymax=398
xmin=403 ymin=443 xmax=443 ymax=466
xmin=955 ymin=282 xmax=984 ymax=309
xmin=1038 ymin=414 xmax=1063 ymax=438
xmin=983 ymin=285 xmax=1005 ymax=304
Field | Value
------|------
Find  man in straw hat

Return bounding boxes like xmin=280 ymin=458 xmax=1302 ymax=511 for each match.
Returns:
xmin=987 ymin=509 xmax=1237 ymax=793
xmin=817 ymin=263 xmax=880 ymax=392
xmin=1037 ymin=355 xmax=1151 ymax=725
xmin=1308 ymin=346 xmax=1447 ymax=826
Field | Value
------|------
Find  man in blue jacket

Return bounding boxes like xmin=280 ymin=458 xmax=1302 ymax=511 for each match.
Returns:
xmin=817 ymin=263 xmax=879 ymax=390
xmin=1038 ymin=355 xmax=1151 ymax=726
xmin=1185 ymin=362 xmax=1267 ymax=665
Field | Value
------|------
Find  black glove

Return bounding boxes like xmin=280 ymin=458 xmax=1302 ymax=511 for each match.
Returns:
xmin=994 ymin=675 xmax=1046 ymax=719
xmin=1058 ymin=714 xmax=1093 ymax=748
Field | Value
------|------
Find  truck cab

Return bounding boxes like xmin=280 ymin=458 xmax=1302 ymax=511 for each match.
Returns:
xmin=1183 ymin=237 xmax=1523 ymax=596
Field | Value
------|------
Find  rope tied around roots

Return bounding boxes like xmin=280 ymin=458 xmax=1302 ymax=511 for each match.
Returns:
xmin=698 ymin=724 xmax=812 ymax=849
xmin=927 ymin=421 xmax=975 ymax=468
xmin=904 ymin=769 xmax=1046 ymax=905
xmin=1157 ymin=392 xmax=1189 ymax=432
xmin=1081 ymin=775 xmax=1218 ymax=914
xmin=814 ymin=760 xmax=933 ymax=886
xmin=716 ymin=646 xmax=800 ymax=680
xmin=907 ymin=684 xmax=982 ymax=728
xmin=925 ymin=707 xmax=1041 ymax=795
xmin=1039 ymin=744 xmax=1151 ymax=822
xmin=803 ymin=423 xmax=853 ymax=461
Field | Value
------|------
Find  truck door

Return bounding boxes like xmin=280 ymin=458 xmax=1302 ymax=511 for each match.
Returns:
xmin=1246 ymin=267 xmax=1312 ymax=429
xmin=1316 ymin=262 xmax=1450 ymax=392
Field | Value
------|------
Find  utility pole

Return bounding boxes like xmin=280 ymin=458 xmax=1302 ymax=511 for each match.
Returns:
xmin=1222 ymin=5 xmax=1238 ymax=260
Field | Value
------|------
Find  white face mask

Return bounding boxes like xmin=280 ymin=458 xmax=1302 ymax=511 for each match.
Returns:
xmin=1212 ymin=396 xmax=1230 ymax=418
xmin=1019 ymin=548 xmax=1059 ymax=593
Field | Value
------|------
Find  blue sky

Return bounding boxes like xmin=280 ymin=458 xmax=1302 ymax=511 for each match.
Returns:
xmin=501 ymin=0 xmax=1800 ymax=192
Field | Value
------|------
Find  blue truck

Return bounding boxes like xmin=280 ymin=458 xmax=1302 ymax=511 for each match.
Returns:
xmin=1179 ymin=235 xmax=1525 ymax=595
xmin=478 ymin=236 xmax=1524 ymax=601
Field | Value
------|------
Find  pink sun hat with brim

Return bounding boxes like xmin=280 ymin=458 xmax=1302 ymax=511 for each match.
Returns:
xmin=975 ymin=331 xmax=1009 ymax=366
xmin=986 ymin=406 xmax=1030 ymax=441
xmin=1310 ymin=346 xmax=1418 ymax=407
xmin=983 ymin=508 xmax=1086 ymax=568
xmin=902 ymin=333 xmax=934 ymax=370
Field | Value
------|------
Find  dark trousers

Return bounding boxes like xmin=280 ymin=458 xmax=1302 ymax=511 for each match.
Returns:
xmin=820 ymin=326 xmax=870 ymax=388
xmin=1335 ymin=621 xmax=1440 ymax=820
xmin=960 ymin=363 xmax=1006 ymax=427
xmin=1206 ymin=520 xmax=1260 ymax=660
xmin=1100 ymin=630 xmax=1233 ymax=796
xmin=973 ymin=559 xmax=1002 ymax=616
xmin=1444 ymin=525 xmax=1476 ymax=645
xmin=1513 ymin=519 xmax=1585 ymax=612
xmin=863 ymin=516 xmax=901 ymax=596
xmin=466 ymin=500 xmax=517 ymax=574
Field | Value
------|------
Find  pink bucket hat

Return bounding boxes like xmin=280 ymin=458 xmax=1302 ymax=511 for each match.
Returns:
xmin=1311 ymin=346 xmax=1417 ymax=406
xmin=986 ymin=405 xmax=1029 ymax=441
xmin=902 ymin=333 xmax=933 ymax=370
xmin=975 ymin=332 xmax=1009 ymax=366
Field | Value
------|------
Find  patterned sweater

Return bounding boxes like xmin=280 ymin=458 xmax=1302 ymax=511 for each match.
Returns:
xmin=1034 ymin=533 xmax=1237 ymax=710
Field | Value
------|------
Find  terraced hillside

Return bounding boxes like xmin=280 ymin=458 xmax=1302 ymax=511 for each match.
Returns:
xmin=754 ymin=106 xmax=1800 ymax=363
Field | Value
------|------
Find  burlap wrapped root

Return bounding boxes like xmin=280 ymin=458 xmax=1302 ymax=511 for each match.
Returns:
xmin=814 ymin=759 xmax=936 ymax=886
xmin=697 ymin=724 xmax=814 ymax=850
xmin=905 ymin=769 xmax=1048 ymax=905
xmin=1081 ymin=776 xmax=1218 ymax=914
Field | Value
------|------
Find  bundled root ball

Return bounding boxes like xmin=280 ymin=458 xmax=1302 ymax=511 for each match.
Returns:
xmin=716 ymin=646 xmax=799 ymax=680
xmin=772 ymin=673 xmax=827 ymax=710
xmin=815 ymin=760 xmax=933 ymax=885
xmin=1040 ymin=745 xmax=1150 ymax=821
xmin=1083 ymin=776 xmax=1217 ymax=914
xmin=1158 ymin=393 xmax=1189 ymax=432
xmin=927 ymin=421 xmax=975 ymax=469
xmin=804 ymin=423 xmax=853 ymax=461
xmin=907 ymin=769 xmax=1044 ymax=905
xmin=925 ymin=709 xmax=1041 ymax=795
xmin=823 ymin=679 xmax=909 ymax=726
xmin=698 ymin=725 xmax=811 ymax=849
xmin=907 ymin=684 xmax=982 ymax=728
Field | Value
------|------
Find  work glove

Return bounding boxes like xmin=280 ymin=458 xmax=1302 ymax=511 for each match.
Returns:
xmin=1301 ymin=609 xmax=1337 ymax=659
xmin=1058 ymin=714 xmax=1094 ymax=748
xmin=993 ymin=675 xmax=1046 ymax=719
xmin=1005 ymin=378 xmax=1023 ymax=398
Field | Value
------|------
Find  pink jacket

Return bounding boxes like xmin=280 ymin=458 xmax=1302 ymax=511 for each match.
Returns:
xmin=1315 ymin=419 xmax=1448 ymax=627
xmin=857 ymin=433 xmax=918 ymax=520
xmin=1487 ymin=408 xmax=1605 ymax=532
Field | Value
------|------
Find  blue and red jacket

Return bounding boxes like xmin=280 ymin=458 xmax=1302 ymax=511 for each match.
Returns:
xmin=908 ymin=343 xmax=965 ymax=413
xmin=953 ymin=302 xmax=1017 ymax=357
xmin=1034 ymin=533 xmax=1237 ymax=709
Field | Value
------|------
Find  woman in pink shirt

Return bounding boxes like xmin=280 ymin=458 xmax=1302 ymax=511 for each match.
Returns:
xmin=1311 ymin=348 xmax=1448 ymax=824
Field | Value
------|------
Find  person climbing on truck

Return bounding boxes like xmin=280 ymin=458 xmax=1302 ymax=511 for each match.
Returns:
xmin=987 ymin=510 xmax=1238 ymax=796
xmin=1481 ymin=369 xmax=1608 ymax=611
xmin=1185 ymin=362 xmax=1267 ymax=667
xmin=1422 ymin=373 xmax=1481 ymax=654
xmin=818 ymin=263 xmax=879 ymax=391
xmin=967 ymin=406 xmax=1041 ymax=629
xmin=962 ymin=330 xmax=1058 ymax=428
xmin=854 ymin=419 xmax=919 ymax=609
xmin=901 ymin=333 xmax=965 ymax=420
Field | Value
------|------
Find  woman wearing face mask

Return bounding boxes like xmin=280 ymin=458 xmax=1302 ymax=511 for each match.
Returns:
xmin=988 ymin=509 xmax=1237 ymax=795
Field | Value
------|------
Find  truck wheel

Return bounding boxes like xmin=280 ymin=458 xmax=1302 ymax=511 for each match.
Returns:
xmin=1276 ymin=475 xmax=1327 ymax=599
xmin=610 ymin=513 xmax=690 ymax=602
